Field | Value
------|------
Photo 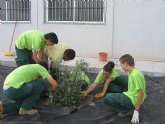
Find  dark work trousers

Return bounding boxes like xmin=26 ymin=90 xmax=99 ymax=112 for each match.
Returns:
xmin=103 ymin=76 xmax=134 ymax=113
xmin=107 ymin=76 xmax=128 ymax=93
xmin=104 ymin=93 xmax=134 ymax=113
xmin=15 ymin=46 xmax=35 ymax=67
xmin=3 ymin=79 xmax=45 ymax=114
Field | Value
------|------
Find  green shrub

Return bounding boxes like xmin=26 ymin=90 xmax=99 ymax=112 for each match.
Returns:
xmin=49 ymin=59 xmax=89 ymax=107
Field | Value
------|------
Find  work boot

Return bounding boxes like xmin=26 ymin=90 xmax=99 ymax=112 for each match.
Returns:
xmin=19 ymin=108 xmax=38 ymax=115
xmin=0 ymin=102 xmax=4 ymax=119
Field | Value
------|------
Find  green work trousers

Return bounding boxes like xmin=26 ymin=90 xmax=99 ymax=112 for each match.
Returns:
xmin=104 ymin=93 xmax=134 ymax=113
xmin=107 ymin=76 xmax=128 ymax=93
xmin=3 ymin=79 xmax=45 ymax=114
xmin=15 ymin=46 xmax=35 ymax=67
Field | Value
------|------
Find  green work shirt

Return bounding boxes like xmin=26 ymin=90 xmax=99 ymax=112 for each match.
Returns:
xmin=80 ymin=72 xmax=90 ymax=86
xmin=123 ymin=68 xmax=146 ymax=107
xmin=4 ymin=64 xmax=51 ymax=89
xmin=94 ymin=68 xmax=120 ymax=84
xmin=16 ymin=30 xmax=46 ymax=51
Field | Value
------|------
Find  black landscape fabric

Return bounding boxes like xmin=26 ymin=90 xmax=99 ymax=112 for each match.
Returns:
xmin=0 ymin=65 xmax=165 ymax=124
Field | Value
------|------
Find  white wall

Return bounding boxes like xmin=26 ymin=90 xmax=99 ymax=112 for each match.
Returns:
xmin=113 ymin=0 xmax=165 ymax=61
xmin=0 ymin=0 xmax=165 ymax=61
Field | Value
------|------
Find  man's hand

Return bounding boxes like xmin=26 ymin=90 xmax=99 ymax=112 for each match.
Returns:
xmin=94 ymin=92 xmax=104 ymax=98
xmin=131 ymin=110 xmax=139 ymax=123
xmin=81 ymin=91 xmax=87 ymax=97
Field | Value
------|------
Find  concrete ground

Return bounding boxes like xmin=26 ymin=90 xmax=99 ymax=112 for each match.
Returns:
xmin=0 ymin=51 xmax=165 ymax=76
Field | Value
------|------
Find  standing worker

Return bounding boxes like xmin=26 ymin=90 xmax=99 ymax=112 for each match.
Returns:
xmin=15 ymin=30 xmax=58 ymax=67
xmin=0 ymin=62 xmax=58 ymax=118
xmin=104 ymin=54 xmax=146 ymax=123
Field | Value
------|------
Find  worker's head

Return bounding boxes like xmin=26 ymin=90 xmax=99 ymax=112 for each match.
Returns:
xmin=103 ymin=61 xmax=115 ymax=78
xmin=119 ymin=54 xmax=134 ymax=72
xmin=38 ymin=62 xmax=48 ymax=70
xmin=44 ymin=32 xmax=58 ymax=46
xmin=63 ymin=49 xmax=76 ymax=61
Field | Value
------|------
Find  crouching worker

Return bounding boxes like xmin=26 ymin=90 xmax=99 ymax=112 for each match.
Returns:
xmin=0 ymin=62 xmax=58 ymax=119
xmin=104 ymin=54 xmax=146 ymax=123
xmin=81 ymin=61 xmax=128 ymax=98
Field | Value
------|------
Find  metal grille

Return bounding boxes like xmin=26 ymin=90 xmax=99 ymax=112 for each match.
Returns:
xmin=44 ymin=0 xmax=106 ymax=24
xmin=0 ymin=0 xmax=31 ymax=23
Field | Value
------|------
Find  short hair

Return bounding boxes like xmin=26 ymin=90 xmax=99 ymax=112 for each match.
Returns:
xmin=38 ymin=62 xmax=48 ymax=70
xmin=64 ymin=49 xmax=76 ymax=60
xmin=119 ymin=54 xmax=135 ymax=66
xmin=103 ymin=61 xmax=115 ymax=73
xmin=44 ymin=32 xmax=58 ymax=44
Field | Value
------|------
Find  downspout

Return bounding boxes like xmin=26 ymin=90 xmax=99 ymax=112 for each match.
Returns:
xmin=35 ymin=0 xmax=39 ymax=29
xmin=111 ymin=0 xmax=115 ymax=58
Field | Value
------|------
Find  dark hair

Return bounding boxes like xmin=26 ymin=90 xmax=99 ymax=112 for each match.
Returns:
xmin=38 ymin=62 xmax=48 ymax=70
xmin=64 ymin=49 xmax=76 ymax=60
xmin=44 ymin=32 xmax=58 ymax=44
xmin=103 ymin=61 xmax=115 ymax=72
xmin=119 ymin=54 xmax=135 ymax=66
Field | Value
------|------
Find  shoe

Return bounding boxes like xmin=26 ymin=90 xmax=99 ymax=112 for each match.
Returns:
xmin=19 ymin=108 xmax=38 ymax=115
xmin=0 ymin=102 xmax=4 ymax=119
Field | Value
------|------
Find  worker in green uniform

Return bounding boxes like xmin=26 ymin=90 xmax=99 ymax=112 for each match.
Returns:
xmin=104 ymin=54 xmax=146 ymax=123
xmin=81 ymin=61 xmax=128 ymax=98
xmin=15 ymin=30 xmax=58 ymax=67
xmin=0 ymin=62 xmax=58 ymax=118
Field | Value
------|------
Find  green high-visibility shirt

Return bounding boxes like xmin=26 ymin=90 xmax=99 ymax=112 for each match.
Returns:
xmin=94 ymin=68 xmax=120 ymax=84
xmin=123 ymin=68 xmax=146 ymax=107
xmin=16 ymin=30 xmax=46 ymax=51
xmin=4 ymin=64 xmax=51 ymax=89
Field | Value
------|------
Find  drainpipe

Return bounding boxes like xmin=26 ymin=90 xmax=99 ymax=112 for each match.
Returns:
xmin=111 ymin=0 xmax=115 ymax=58
xmin=35 ymin=0 xmax=39 ymax=29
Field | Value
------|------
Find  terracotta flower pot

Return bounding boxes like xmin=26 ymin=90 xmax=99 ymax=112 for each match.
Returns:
xmin=98 ymin=52 xmax=108 ymax=62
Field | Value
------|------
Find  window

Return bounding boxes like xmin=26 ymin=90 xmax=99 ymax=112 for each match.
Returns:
xmin=44 ymin=0 xmax=106 ymax=24
xmin=0 ymin=0 xmax=31 ymax=23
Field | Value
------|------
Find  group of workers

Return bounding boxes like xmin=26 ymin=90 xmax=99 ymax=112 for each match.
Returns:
xmin=0 ymin=30 xmax=146 ymax=124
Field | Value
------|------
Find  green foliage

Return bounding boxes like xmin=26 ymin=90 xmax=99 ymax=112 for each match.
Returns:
xmin=49 ymin=59 xmax=89 ymax=107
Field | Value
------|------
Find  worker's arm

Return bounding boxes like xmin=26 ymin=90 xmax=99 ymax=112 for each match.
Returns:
xmin=131 ymin=89 xmax=144 ymax=123
xmin=86 ymin=82 xmax=98 ymax=94
xmin=32 ymin=50 xmax=40 ymax=63
xmin=94 ymin=77 xmax=112 ymax=98
xmin=46 ymin=76 xmax=58 ymax=91
xmin=102 ymin=77 xmax=112 ymax=94
xmin=38 ymin=48 xmax=44 ymax=62
xmin=135 ymin=89 xmax=144 ymax=111
xmin=81 ymin=82 xmax=98 ymax=97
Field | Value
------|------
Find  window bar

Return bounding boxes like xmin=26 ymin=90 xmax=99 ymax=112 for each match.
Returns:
xmin=22 ymin=0 xmax=24 ymax=21
xmin=53 ymin=0 xmax=55 ymax=22
xmin=58 ymin=0 xmax=60 ymax=21
xmin=15 ymin=0 xmax=17 ymax=21
xmin=94 ymin=0 xmax=97 ymax=22
xmin=19 ymin=0 xmax=21 ymax=21
xmin=74 ymin=0 xmax=77 ymax=22
xmin=55 ymin=0 xmax=57 ymax=21
xmin=5 ymin=1 xmax=8 ymax=21
xmin=87 ymin=0 xmax=89 ymax=22
xmin=61 ymin=0 xmax=64 ymax=22
xmin=28 ymin=0 xmax=31 ymax=21
xmin=11 ymin=0 xmax=14 ymax=21
xmin=83 ymin=0 xmax=85 ymax=22
xmin=101 ymin=0 xmax=104 ymax=22
xmin=25 ymin=0 xmax=27 ymax=21
xmin=51 ymin=0 xmax=53 ymax=21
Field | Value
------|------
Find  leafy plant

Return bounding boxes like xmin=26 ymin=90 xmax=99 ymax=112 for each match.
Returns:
xmin=49 ymin=59 xmax=89 ymax=107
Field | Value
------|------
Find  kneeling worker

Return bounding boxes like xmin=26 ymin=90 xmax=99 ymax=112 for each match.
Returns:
xmin=0 ymin=62 xmax=58 ymax=118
